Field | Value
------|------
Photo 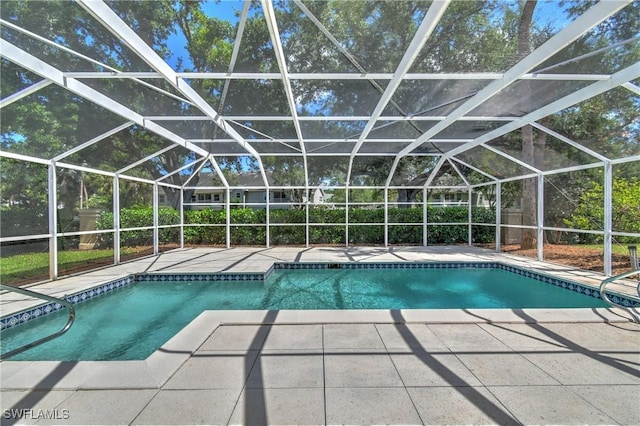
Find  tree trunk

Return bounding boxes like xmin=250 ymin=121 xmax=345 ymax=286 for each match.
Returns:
xmin=521 ymin=125 xmax=537 ymax=249
xmin=518 ymin=0 xmax=538 ymax=250
xmin=396 ymin=188 xmax=421 ymax=208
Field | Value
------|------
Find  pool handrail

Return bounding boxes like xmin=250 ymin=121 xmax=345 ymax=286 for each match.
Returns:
xmin=599 ymin=269 xmax=640 ymax=323
xmin=0 ymin=284 xmax=76 ymax=361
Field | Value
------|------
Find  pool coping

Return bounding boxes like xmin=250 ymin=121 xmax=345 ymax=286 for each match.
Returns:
xmin=0 ymin=307 xmax=635 ymax=391
xmin=2 ymin=260 xmax=638 ymax=332
xmin=1 ymin=255 xmax=639 ymax=392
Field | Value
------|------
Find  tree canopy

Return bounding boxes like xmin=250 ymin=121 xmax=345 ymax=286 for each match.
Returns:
xmin=1 ymin=0 xmax=637 ymax=223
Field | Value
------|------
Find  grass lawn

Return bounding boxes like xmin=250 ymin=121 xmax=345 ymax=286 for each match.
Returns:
xmin=580 ymin=244 xmax=635 ymax=256
xmin=0 ymin=248 xmax=142 ymax=285
xmin=1 ymin=243 xmax=636 ymax=286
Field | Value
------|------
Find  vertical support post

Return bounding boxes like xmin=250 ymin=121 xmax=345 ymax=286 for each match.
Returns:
xmin=384 ymin=187 xmax=389 ymax=247
xmin=48 ymin=162 xmax=58 ymax=280
xmin=345 ymin=187 xmax=349 ymax=248
xmin=604 ymin=161 xmax=613 ymax=276
xmin=266 ymin=189 xmax=270 ymax=248
xmin=305 ymin=189 xmax=310 ymax=248
xmin=179 ymin=187 xmax=184 ymax=249
xmin=225 ymin=188 xmax=231 ymax=249
xmin=468 ymin=188 xmax=473 ymax=246
xmin=423 ymin=187 xmax=428 ymax=247
xmin=153 ymin=182 xmax=159 ymax=255
xmin=537 ymin=174 xmax=544 ymax=261
xmin=495 ymin=182 xmax=502 ymax=253
xmin=113 ymin=174 xmax=120 ymax=264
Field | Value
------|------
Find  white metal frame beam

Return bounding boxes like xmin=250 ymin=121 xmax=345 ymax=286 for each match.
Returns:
xmin=292 ymin=0 xmax=424 ymax=130
xmin=0 ymin=39 xmax=212 ymax=158
xmin=444 ymin=63 xmax=640 ymax=159
xmin=53 ymin=122 xmax=134 ymax=162
xmin=64 ymin=71 xmax=617 ymax=81
xmin=0 ymin=18 xmax=196 ymax=107
xmin=350 ymin=1 xmax=450 ymax=154
xmin=157 ymin=157 xmax=204 ymax=183
xmin=347 ymin=0 xmax=450 ymax=182
xmin=531 ymin=122 xmax=609 ymax=162
xmin=207 ymin=155 xmax=230 ymax=189
xmin=216 ymin=0 xmax=250 ymax=118
xmin=449 ymin=158 xmax=499 ymax=182
xmin=117 ymin=145 xmax=183 ymax=175
xmin=0 ymin=79 xmax=52 ymax=109
xmin=76 ymin=0 xmax=269 ymax=187
xmin=260 ymin=0 xmax=308 ymax=186
xmin=148 ymin=115 xmax=518 ymax=121
xmin=622 ymin=82 xmax=640 ymax=96
xmin=390 ymin=0 xmax=631 ymax=165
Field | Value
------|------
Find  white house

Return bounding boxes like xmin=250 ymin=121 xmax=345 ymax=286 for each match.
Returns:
xmin=302 ymin=185 xmax=333 ymax=206
xmin=159 ymin=172 xmax=333 ymax=210
xmin=427 ymin=191 xmax=491 ymax=207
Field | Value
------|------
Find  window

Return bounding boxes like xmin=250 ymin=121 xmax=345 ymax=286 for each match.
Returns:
xmin=158 ymin=194 xmax=165 ymax=203
xmin=213 ymin=194 xmax=220 ymax=202
xmin=235 ymin=192 xmax=241 ymax=199
xmin=197 ymin=193 xmax=212 ymax=202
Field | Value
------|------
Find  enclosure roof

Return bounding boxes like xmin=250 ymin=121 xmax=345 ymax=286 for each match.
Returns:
xmin=1 ymin=0 xmax=639 ymax=188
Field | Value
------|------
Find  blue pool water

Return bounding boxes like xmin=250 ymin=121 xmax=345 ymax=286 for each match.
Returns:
xmin=1 ymin=267 xmax=606 ymax=361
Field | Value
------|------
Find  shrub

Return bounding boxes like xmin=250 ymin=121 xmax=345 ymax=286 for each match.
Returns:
xmin=564 ymin=177 xmax=640 ymax=243
xmin=96 ymin=206 xmax=496 ymax=247
xmin=0 ymin=206 xmax=49 ymax=237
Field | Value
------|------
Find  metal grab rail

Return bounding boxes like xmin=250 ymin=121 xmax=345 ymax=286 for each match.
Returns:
xmin=599 ymin=269 xmax=640 ymax=323
xmin=0 ymin=284 xmax=75 ymax=361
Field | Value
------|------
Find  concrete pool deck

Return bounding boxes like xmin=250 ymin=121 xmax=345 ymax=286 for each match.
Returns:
xmin=1 ymin=246 xmax=639 ymax=425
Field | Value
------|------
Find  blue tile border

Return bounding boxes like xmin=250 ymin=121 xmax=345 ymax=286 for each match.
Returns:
xmin=2 ymin=262 xmax=639 ymax=331
xmin=0 ymin=272 xmax=264 ymax=331
xmin=1 ymin=275 xmax=135 ymax=331
xmin=273 ymin=261 xmax=500 ymax=270
xmin=137 ymin=272 xmax=265 ymax=282
xmin=271 ymin=261 xmax=640 ymax=307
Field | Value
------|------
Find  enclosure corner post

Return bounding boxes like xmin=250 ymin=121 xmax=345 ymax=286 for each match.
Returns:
xmin=537 ymin=174 xmax=544 ymax=261
xmin=266 ymin=187 xmax=270 ymax=248
xmin=48 ymin=161 xmax=58 ymax=280
xmin=467 ymin=187 xmax=472 ymax=246
xmin=179 ymin=186 xmax=184 ymax=249
xmin=495 ymin=181 xmax=502 ymax=253
xmin=305 ymin=190 xmax=310 ymax=248
xmin=153 ymin=182 xmax=159 ymax=255
xmin=384 ymin=187 xmax=389 ymax=247
xmin=225 ymin=188 xmax=231 ymax=249
xmin=423 ymin=187 xmax=428 ymax=247
xmin=345 ymin=185 xmax=350 ymax=248
xmin=603 ymin=161 xmax=613 ymax=276
xmin=113 ymin=174 xmax=120 ymax=264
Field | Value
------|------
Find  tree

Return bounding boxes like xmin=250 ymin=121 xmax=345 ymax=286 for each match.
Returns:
xmin=564 ymin=177 xmax=640 ymax=243
xmin=2 ymin=0 xmax=637 ymax=234
xmin=529 ymin=0 xmax=640 ymax=244
xmin=518 ymin=0 xmax=540 ymax=250
xmin=0 ymin=0 xmax=182 ymax=210
xmin=262 ymin=156 xmax=306 ymax=205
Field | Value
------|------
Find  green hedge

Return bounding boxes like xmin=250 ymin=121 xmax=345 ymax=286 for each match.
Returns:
xmin=0 ymin=206 xmax=50 ymax=237
xmin=96 ymin=206 xmax=496 ymax=247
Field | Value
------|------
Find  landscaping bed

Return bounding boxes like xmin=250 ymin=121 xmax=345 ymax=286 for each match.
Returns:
xmin=501 ymin=244 xmax=633 ymax=275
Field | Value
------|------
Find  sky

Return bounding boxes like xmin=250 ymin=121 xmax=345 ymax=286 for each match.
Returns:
xmin=166 ymin=0 xmax=244 ymax=70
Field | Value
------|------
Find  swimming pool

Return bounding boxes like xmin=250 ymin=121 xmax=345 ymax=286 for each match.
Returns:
xmin=0 ymin=262 xmax=622 ymax=361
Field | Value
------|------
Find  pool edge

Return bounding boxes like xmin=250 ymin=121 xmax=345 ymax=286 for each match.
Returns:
xmin=0 ymin=306 xmax=635 ymax=391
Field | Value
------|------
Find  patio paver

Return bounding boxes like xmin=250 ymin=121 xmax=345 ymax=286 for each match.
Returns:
xmin=1 ymin=247 xmax=638 ymax=425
